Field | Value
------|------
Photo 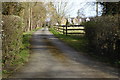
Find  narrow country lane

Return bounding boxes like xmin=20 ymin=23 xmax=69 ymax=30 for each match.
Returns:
xmin=10 ymin=27 xmax=119 ymax=78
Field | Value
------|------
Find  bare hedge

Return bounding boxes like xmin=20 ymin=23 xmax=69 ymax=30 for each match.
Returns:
xmin=84 ymin=15 xmax=120 ymax=64
xmin=2 ymin=15 xmax=23 ymax=69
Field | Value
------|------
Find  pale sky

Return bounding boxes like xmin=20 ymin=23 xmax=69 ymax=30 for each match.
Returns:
xmin=52 ymin=0 xmax=103 ymax=18
xmin=69 ymin=2 xmax=103 ymax=17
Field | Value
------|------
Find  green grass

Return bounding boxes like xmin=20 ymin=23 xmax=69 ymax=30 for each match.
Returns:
xmin=15 ymin=27 xmax=41 ymax=65
xmin=13 ymin=29 xmax=39 ymax=65
xmin=50 ymin=28 xmax=88 ymax=52
xmin=50 ymin=28 xmax=120 ymax=68
xmin=2 ymin=27 xmax=41 ymax=76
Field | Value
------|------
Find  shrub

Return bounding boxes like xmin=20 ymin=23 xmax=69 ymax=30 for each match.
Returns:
xmin=84 ymin=15 xmax=120 ymax=64
xmin=2 ymin=15 xmax=23 ymax=69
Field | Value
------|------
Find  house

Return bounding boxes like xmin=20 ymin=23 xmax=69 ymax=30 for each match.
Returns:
xmin=59 ymin=17 xmax=90 ymax=25
xmin=61 ymin=18 xmax=67 ymax=25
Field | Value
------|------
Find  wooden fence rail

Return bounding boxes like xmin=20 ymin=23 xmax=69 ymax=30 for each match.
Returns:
xmin=53 ymin=25 xmax=85 ymax=35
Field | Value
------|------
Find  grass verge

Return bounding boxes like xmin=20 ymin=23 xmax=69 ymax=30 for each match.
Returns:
xmin=50 ymin=28 xmax=119 ymax=68
xmin=49 ymin=28 xmax=88 ymax=53
xmin=2 ymin=27 xmax=41 ymax=77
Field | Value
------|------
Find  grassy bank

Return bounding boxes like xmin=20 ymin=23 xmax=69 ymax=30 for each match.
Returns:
xmin=2 ymin=27 xmax=41 ymax=77
xmin=49 ymin=28 xmax=88 ymax=53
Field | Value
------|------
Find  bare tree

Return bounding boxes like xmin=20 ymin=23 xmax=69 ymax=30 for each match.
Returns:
xmin=51 ymin=0 xmax=74 ymax=24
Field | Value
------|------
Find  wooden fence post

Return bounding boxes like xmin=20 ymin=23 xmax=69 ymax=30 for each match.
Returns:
xmin=65 ymin=19 xmax=69 ymax=36
xmin=66 ymin=25 xmax=67 ymax=35
xmin=63 ymin=26 xmax=64 ymax=34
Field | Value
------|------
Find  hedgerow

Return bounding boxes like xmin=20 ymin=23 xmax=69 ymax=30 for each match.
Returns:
xmin=2 ymin=15 xmax=23 ymax=70
xmin=84 ymin=15 xmax=120 ymax=65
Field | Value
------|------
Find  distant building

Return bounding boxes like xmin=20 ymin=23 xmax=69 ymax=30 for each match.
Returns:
xmin=68 ymin=17 xmax=79 ymax=25
xmin=86 ymin=18 xmax=90 ymax=22
xmin=74 ymin=18 xmax=79 ymax=25
xmin=59 ymin=17 xmax=90 ymax=25
xmin=61 ymin=18 xmax=67 ymax=25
